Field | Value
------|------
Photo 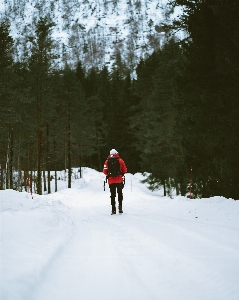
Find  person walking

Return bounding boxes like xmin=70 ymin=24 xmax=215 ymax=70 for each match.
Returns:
xmin=103 ymin=149 xmax=127 ymax=214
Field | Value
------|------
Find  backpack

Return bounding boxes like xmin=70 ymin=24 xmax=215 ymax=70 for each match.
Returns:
xmin=107 ymin=156 xmax=121 ymax=177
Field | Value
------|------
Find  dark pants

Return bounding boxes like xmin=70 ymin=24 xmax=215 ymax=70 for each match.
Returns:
xmin=109 ymin=183 xmax=123 ymax=210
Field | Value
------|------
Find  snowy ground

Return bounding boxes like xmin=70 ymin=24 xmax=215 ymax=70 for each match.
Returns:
xmin=1 ymin=168 xmax=239 ymax=300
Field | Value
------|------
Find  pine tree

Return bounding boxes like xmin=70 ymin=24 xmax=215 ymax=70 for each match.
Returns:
xmin=133 ymin=40 xmax=186 ymax=195
xmin=0 ymin=22 xmax=13 ymax=188
xmin=169 ymin=0 xmax=239 ymax=198
xmin=0 ymin=22 xmax=22 ymax=189
xmin=28 ymin=17 xmax=56 ymax=194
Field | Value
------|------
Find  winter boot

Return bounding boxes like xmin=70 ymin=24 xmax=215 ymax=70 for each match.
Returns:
xmin=111 ymin=205 xmax=116 ymax=215
xmin=118 ymin=193 xmax=123 ymax=213
xmin=111 ymin=195 xmax=116 ymax=214
xmin=119 ymin=206 xmax=123 ymax=214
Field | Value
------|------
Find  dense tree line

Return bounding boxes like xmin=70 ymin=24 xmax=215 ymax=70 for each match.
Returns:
xmin=134 ymin=0 xmax=239 ymax=199
xmin=0 ymin=17 xmax=141 ymax=194
xmin=174 ymin=0 xmax=239 ymax=199
xmin=1 ymin=0 xmax=239 ymax=199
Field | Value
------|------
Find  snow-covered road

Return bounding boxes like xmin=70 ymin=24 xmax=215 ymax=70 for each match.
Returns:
xmin=1 ymin=168 xmax=239 ymax=300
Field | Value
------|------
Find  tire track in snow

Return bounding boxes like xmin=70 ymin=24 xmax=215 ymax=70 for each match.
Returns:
xmin=30 ymin=187 xmax=239 ymax=300
xmin=118 ymin=204 xmax=239 ymax=300
xmin=23 ymin=195 xmax=75 ymax=300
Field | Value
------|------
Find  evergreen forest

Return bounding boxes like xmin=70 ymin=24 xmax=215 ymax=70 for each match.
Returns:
xmin=0 ymin=0 xmax=239 ymax=199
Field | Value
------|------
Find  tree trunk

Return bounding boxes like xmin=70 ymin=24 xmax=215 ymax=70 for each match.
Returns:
xmin=67 ymin=100 xmax=71 ymax=188
xmin=48 ymin=171 xmax=51 ymax=193
xmin=163 ymin=179 xmax=166 ymax=196
xmin=6 ymin=124 xmax=11 ymax=189
xmin=34 ymin=171 xmax=36 ymax=194
xmin=30 ymin=170 xmax=33 ymax=194
xmin=37 ymin=128 xmax=42 ymax=195
xmin=54 ymin=138 xmax=57 ymax=192
xmin=68 ymin=135 xmax=71 ymax=188
xmin=18 ymin=155 xmax=22 ymax=192
xmin=79 ymin=144 xmax=82 ymax=178
xmin=47 ymin=124 xmax=51 ymax=194
xmin=97 ymin=134 xmax=101 ymax=172
xmin=0 ymin=164 xmax=4 ymax=190
xmin=24 ymin=170 xmax=27 ymax=192
xmin=43 ymin=170 xmax=47 ymax=192
xmin=175 ymin=179 xmax=180 ymax=196
xmin=9 ymin=127 xmax=13 ymax=189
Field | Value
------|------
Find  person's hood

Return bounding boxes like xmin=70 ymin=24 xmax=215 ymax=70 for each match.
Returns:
xmin=110 ymin=149 xmax=118 ymax=155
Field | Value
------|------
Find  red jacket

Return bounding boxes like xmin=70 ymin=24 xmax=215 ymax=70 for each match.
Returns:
xmin=103 ymin=154 xmax=127 ymax=184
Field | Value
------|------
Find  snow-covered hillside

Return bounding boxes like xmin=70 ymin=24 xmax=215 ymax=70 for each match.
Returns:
xmin=1 ymin=168 xmax=239 ymax=300
xmin=1 ymin=0 xmax=169 ymax=71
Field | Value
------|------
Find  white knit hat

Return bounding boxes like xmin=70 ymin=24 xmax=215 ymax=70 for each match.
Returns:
xmin=110 ymin=149 xmax=118 ymax=154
